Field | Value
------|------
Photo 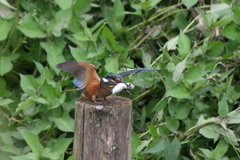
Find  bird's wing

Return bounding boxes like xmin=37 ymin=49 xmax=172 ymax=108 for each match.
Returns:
xmin=56 ymin=61 xmax=100 ymax=89
xmin=118 ymin=68 xmax=158 ymax=78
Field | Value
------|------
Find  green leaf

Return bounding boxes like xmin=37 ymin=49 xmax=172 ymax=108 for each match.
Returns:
xmin=182 ymin=0 xmax=198 ymax=9
xmin=166 ymin=87 xmax=192 ymax=99
xmin=111 ymin=0 xmax=124 ymax=34
xmin=132 ymin=131 xmax=141 ymax=155
xmin=218 ymin=96 xmax=228 ymax=117
xmin=55 ymin=0 xmax=72 ymax=10
xmin=158 ymin=125 xmax=170 ymax=136
xmin=220 ymin=128 xmax=238 ymax=146
xmin=69 ymin=46 xmax=87 ymax=61
xmin=197 ymin=115 xmax=217 ymax=125
xmin=172 ymin=56 xmax=187 ymax=83
xmin=168 ymin=100 xmax=177 ymax=117
xmin=41 ymin=82 xmax=60 ymax=108
xmin=178 ymin=32 xmax=190 ymax=57
xmin=0 ymin=132 xmax=13 ymax=144
xmin=148 ymin=125 xmax=158 ymax=138
xmin=185 ymin=66 xmax=206 ymax=83
xmin=17 ymin=22 xmax=47 ymax=38
xmin=195 ymin=99 xmax=209 ymax=111
xmin=91 ymin=20 xmax=105 ymax=41
xmin=143 ymin=139 xmax=166 ymax=153
xmin=20 ymin=74 xmax=39 ymax=95
xmin=0 ymin=18 xmax=14 ymax=40
xmin=212 ymin=15 xmax=232 ymax=27
xmin=165 ymin=36 xmax=178 ymax=50
xmin=193 ymin=79 xmax=207 ymax=91
xmin=80 ymin=21 xmax=95 ymax=41
xmin=212 ymin=139 xmax=228 ymax=158
xmin=199 ymin=124 xmax=221 ymax=142
xmin=165 ymin=116 xmax=179 ymax=132
xmin=52 ymin=8 xmax=72 ymax=37
xmin=0 ymin=98 xmax=13 ymax=106
xmin=153 ymin=98 xmax=168 ymax=111
xmin=17 ymin=98 xmax=35 ymax=112
xmin=219 ymin=68 xmax=234 ymax=81
xmin=11 ymin=153 xmax=38 ymax=160
xmin=42 ymin=148 xmax=61 ymax=159
xmin=122 ymin=59 xmax=134 ymax=68
xmin=210 ymin=3 xmax=232 ymax=20
xmin=172 ymin=14 xmax=188 ymax=30
xmin=142 ymin=50 xmax=152 ymax=67
xmin=49 ymin=114 xmax=74 ymax=132
xmin=40 ymin=42 xmax=66 ymax=75
xmin=0 ymin=78 xmax=11 ymax=97
xmin=227 ymin=109 xmax=240 ymax=123
xmin=20 ymin=131 xmax=43 ymax=155
xmin=52 ymin=138 xmax=73 ymax=154
xmin=0 ymin=0 xmax=16 ymax=10
xmin=0 ymin=54 xmax=19 ymax=76
xmin=221 ymin=25 xmax=240 ymax=42
xmin=206 ymin=41 xmax=226 ymax=57
xmin=33 ymin=97 xmax=48 ymax=104
xmin=165 ymin=137 xmax=181 ymax=160
xmin=0 ymin=144 xmax=21 ymax=155
xmin=72 ymin=32 xmax=91 ymax=41
xmin=175 ymin=103 xmax=191 ymax=120
xmin=136 ymin=141 xmax=150 ymax=155
xmin=67 ymin=155 xmax=73 ymax=160
xmin=34 ymin=61 xmax=44 ymax=75
xmin=104 ymin=56 xmax=119 ymax=73
xmin=73 ymin=0 xmax=91 ymax=16
xmin=234 ymin=7 xmax=240 ymax=25
xmin=86 ymin=50 xmax=105 ymax=58
xmin=199 ymin=148 xmax=214 ymax=158
xmin=101 ymin=26 xmax=118 ymax=51
xmin=166 ymin=62 xmax=176 ymax=72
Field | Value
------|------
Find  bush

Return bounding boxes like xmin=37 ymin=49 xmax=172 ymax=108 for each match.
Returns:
xmin=1 ymin=0 xmax=240 ymax=159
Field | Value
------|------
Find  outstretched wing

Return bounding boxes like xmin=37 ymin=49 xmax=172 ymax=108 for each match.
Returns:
xmin=56 ymin=61 xmax=100 ymax=90
xmin=118 ymin=68 xmax=158 ymax=78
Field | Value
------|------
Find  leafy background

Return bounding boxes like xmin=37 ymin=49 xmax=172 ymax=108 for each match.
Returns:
xmin=1 ymin=0 xmax=240 ymax=159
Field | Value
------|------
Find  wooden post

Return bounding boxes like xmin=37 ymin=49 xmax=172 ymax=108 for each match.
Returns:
xmin=74 ymin=96 xmax=132 ymax=160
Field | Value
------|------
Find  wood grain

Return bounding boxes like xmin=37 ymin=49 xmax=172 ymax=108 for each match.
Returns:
xmin=74 ymin=96 xmax=132 ymax=160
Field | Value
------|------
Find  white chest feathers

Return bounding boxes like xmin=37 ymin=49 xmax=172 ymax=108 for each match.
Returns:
xmin=112 ymin=83 xmax=135 ymax=94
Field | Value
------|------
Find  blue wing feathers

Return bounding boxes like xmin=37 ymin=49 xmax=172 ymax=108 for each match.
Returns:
xmin=118 ymin=68 xmax=158 ymax=78
xmin=72 ymin=80 xmax=78 ymax=87
xmin=72 ymin=80 xmax=84 ymax=92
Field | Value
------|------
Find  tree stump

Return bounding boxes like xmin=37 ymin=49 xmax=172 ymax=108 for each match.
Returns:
xmin=73 ymin=96 xmax=132 ymax=160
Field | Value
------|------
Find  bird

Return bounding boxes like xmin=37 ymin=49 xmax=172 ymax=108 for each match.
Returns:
xmin=56 ymin=61 xmax=158 ymax=104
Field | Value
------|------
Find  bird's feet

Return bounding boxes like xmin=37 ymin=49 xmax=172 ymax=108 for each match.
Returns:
xmin=104 ymin=97 xmax=109 ymax=103
xmin=92 ymin=99 xmax=103 ymax=104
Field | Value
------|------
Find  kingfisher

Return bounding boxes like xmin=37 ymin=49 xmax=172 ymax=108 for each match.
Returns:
xmin=56 ymin=61 xmax=158 ymax=104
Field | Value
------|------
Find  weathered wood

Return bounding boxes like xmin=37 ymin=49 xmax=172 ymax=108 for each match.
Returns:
xmin=74 ymin=96 xmax=132 ymax=160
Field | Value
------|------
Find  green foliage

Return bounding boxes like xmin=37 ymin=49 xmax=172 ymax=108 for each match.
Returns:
xmin=1 ymin=0 xmax=240 ymax=160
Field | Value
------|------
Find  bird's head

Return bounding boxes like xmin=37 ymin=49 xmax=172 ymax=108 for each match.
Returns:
xmin=103 ymin=73 xmax=134 ymax=95
xmin=103 ymin=73 xmax=125 ymax=84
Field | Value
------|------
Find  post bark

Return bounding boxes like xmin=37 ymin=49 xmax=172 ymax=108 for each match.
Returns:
xmin=73 ymin=96 xmax=132 ymax=160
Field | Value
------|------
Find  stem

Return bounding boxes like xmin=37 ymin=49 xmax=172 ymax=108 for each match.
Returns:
xmin=3 ymin=0 xmax=20 ymax=55
xmin=139 ymin=130 xmax=150 ymax=138
xmin=129 ymin=3 xmax=183 ymax=31
xmin=151 ymin=54 xmax=163 ymax=67
xmin=178 ymin=118 xmax=217 ymax=141
xmin=132 ymin=87 xmax=156 ymax=102
xmin=130 ymin=27 xmax=158 ymax=51
xmin=63 ymin=89 xmax=79 ymax=92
